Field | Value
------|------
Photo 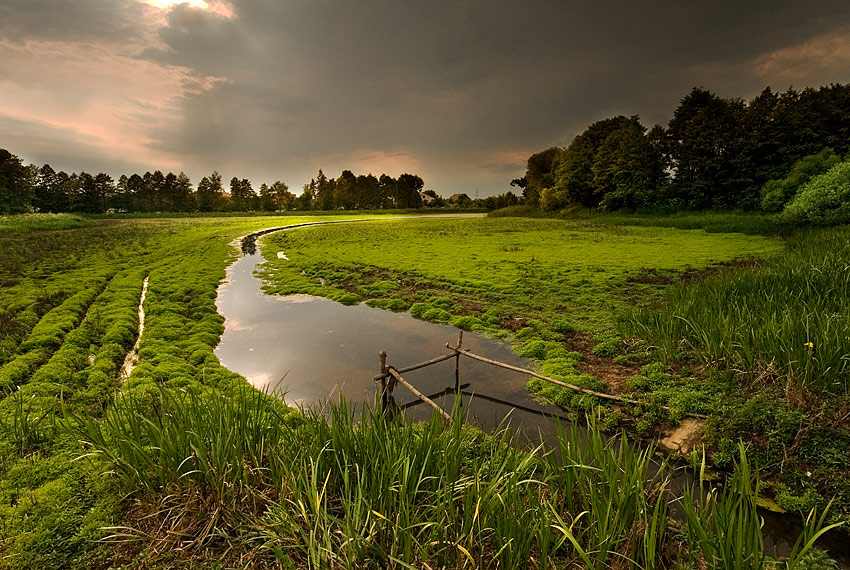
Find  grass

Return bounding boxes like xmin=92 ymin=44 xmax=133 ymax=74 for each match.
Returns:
xmin=622 ymin=226 xmax=850 ymax=395
xmin=491 ymin=206 xmax=787 ymax=236
xmin=0 ymin=213 xmax=96 ymax=234
xmin=258 ymin=216 xmax=780 ymax=333
xmin=0 ymin=211 xmax=846 ymax=567
xmin=255 ymin=214 xmax=850 ymax=528
xmin=73 ymin=383 xmax=840 ymax=569
xmin=0 ymin=213 xmax=381 ymax=568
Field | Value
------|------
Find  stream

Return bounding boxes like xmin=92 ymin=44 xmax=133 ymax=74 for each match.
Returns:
xmin=214 ymin=222 xmax=849 ymax=567
xmin=215 ymin=226 xmax=565 ymax=440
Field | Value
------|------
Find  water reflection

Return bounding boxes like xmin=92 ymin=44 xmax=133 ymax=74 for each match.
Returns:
xmin=215 ymin=244 xmax=564 ymax=438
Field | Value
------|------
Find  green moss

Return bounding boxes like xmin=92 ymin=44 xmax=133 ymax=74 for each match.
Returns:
xmin=365 ymin=297 xmax=409 ymax=311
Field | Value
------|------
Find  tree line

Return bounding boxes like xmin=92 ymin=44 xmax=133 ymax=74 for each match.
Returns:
xmin=0 ymin=153 xmax=461 ymax=214
xmin=514 ymin=83 xmax=850 ymax=212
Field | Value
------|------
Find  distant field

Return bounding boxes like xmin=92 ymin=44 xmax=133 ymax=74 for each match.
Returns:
xmin=258 ymin=216 xmax=782 ymax=333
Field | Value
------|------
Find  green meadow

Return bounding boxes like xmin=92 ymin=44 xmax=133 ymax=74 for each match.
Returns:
xmin=0 ymin=212 xmax=847 ymax=569
xmin=258 ymin=216 xmax=780 ymax=332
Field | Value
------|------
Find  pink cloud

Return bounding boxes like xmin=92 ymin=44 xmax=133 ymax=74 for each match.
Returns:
xmin=139 ymin=0 xmax=235 ymax=20
xmin=0 ymin=30 xmax=224 ymax=170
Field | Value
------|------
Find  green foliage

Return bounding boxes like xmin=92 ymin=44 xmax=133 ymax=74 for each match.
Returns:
xmin=790 ymin=548 xmax=840 ymax=570
xmin=781 ymin=161 xmax=850 ymax=226
xmin=85 ymin=387 xmax=839 ymax=570
xmin=591 ymin=332 xmax=621 ymax=357
xmin=73 ymin=383 xmax=294 ymax=515
xmin=680 ymin=445 xmax=766 ymax=570
xmin=625 ymin=363 xmax=724 ymax=421
xmin=365 ymin=297 xmax=409 ymax=311
xmin=2 ymin=213 xmax=848 ymax=567
xmin=260 ymin=217 xmax=779 ymax=336
xmin=622 ymin=226 xmax=850 ymax=394
xmin=524 ymin=83 xmax=850 ymax=213
xmin=760 ymin=149 xmax=841 ymax=212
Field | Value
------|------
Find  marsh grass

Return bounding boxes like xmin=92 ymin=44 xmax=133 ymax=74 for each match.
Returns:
xmin=1 ymin=214 xmax=845 ymax=567
xmin=70 ymin=382 xmax=842 ymax=569
xmin=623 ymin=226 xmax=850 ymax=395
xmin=258 ymin=217 xmax=780 ymax=334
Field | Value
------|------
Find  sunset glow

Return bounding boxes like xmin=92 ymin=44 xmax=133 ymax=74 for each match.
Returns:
xmin=139 ymin=0 xmax=235 ymax=19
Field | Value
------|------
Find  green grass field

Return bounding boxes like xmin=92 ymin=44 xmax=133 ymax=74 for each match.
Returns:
xmin=0 ymin=213 xmax=846 ymax=568
xmin=258 ymin=216 xmax=781 ymax=333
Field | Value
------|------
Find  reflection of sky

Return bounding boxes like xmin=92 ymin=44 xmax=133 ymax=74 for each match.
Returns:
xmin=214 ymin=250 xmax=560 ymax=434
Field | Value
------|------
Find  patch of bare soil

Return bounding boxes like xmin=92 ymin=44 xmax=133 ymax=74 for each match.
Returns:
xmin=563 ymin=331 xmax=641 ymax=394
xmin=659 ymin=418 xmax=705 ymax=454
xmin=678 ymin=258 xmax=761 ymax=283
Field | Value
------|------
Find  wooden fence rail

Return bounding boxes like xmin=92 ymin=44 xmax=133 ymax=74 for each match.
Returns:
xmin=375 ymin=331 xmax=707 ymax=421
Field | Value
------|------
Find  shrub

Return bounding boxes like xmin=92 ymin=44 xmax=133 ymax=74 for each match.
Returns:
xmin=449 ymin=315 xmax=485 ymax=331
xmin=761 ymin=149 xmax=841 ymax=212
xmin=780 ymin=161 xmax=850 ymax=226
xmin=422 ymin=307 xmax=452 ymax=322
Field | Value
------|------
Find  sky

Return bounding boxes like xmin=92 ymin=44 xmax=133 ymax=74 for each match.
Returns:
xmin=1 ymin=1 xmax=849 ymax=197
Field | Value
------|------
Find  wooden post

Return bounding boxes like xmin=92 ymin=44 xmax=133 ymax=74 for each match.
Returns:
xmin=379 ymin=350 xmax=388 ymax=410
xmin=454 ymin=331 xmax=463 ymax=393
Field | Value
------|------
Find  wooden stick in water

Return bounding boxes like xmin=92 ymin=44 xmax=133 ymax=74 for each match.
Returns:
xmin=387 ymin=367 xmax=453 ymax=422
xmin=372 ymin=352 xmax=457 ymax=381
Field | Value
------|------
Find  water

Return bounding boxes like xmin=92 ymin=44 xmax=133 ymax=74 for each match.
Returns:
xmin=215 ymin=237 xmax=566 ymax=439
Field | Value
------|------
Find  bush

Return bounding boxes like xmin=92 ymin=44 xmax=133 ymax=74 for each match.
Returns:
xmin=761 ymin=149 xmax=841 ymax=212
xmin=780 ymin=161 xmax=850 ymax=226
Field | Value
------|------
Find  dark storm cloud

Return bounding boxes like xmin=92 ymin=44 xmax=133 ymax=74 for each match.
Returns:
xmin=0 ymin=0 xmax=146 ymax=43
xmin=135 ymin=0 xmax=850 ymax=193
xmin=2 ymin=0 xmax=849 ymax=194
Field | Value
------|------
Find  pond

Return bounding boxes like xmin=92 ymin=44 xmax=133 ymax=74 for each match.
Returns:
xmin=215 ymin=229 xmax=566 ymax=441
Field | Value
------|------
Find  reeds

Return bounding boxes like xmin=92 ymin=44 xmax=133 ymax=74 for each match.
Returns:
xmin=623 ymin=226 xmax=850 ymax=395
xmin=73 ymin=385 xmax=843 ymax=568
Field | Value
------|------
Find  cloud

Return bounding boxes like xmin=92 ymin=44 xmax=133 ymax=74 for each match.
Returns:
xmin=2 ymin=0 xmax=850 ymax=195
xmin=0 ymin=3 xmax=225 ymax=174
xmin=751 ymin=27 xmax=850 ymax=86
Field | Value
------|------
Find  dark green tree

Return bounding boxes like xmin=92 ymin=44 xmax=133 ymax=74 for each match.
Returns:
xmin=378 ymin=174 xmax=397 ymax=208
xmin=75 ymin=172 xmax=114 ymax=213
xmin=356 ymin=174 xmax=381 ymax=209
xmin=396 ymin=173 xmax=424 ymax=208
xmin=270 ymin=181 xmax=294 ymax=210
xmin=592 ymin=119 xmax=664 ymax=210
xmin=523 ymin=147 xmax=560 ymax=207
xmin=33 ymin=164 xmax=70 ymax=213
xmin=313 ymin=169 xmax=335 ymax=210
xmin=297 ymin=180 xmax=315 ymax=210
xmin=549 ymin=116 xmax=637 ymax=209
xmin=334 ymin=170 xmax=357 ymax=210
xmin=666 ymin=88 xmax=748 ymax=208
xmin=0 ymin=148 xmax=34 ymax=214
xmin=197 ymin=171 xmax=224 ymax=212
xmin=173 ymin=172 xmax=194 ymax=211
xmin=141 ymin=171 xmax=165 ymax=212
xmin=229 ymin=177 xmax=256 ymax=211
